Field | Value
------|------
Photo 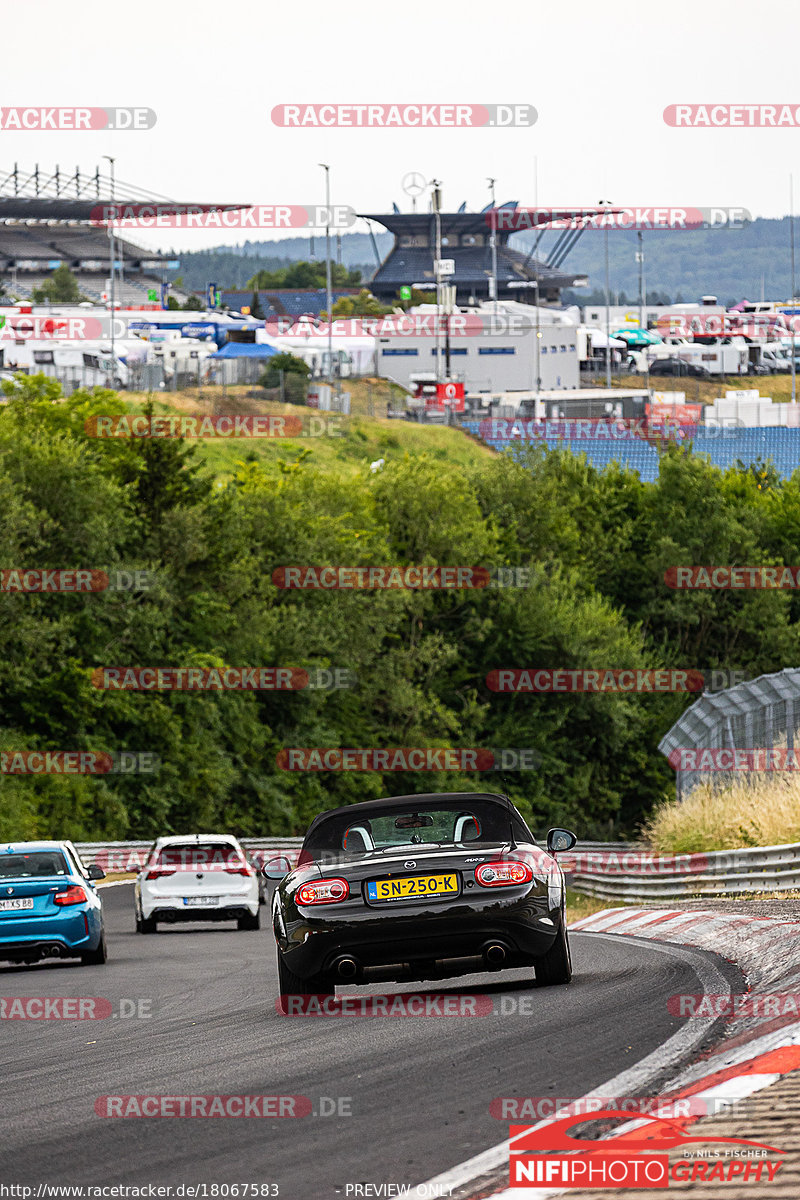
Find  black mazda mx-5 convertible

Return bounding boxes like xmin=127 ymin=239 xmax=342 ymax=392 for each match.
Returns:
xmin=263 ymin=792 xmax=577 ymax=1009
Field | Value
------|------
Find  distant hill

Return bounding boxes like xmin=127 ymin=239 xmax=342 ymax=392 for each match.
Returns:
xmin=542 ymin=216 xmax=797 ymax=307
xmin=166 ymin=235 xmax=390 ymax=292
xmin=166 ymin=217 xmax=798 ymax=304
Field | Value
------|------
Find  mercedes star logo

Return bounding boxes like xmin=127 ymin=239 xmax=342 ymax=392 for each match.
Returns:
xmin=404 ymin=860 xmax=416 ymax=869
xmin=401 ymin=172 xmax=427 ymax=198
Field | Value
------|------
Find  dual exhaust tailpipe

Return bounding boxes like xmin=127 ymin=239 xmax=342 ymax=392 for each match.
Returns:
xmin=334 ymin=944 xmax=507 ymax=978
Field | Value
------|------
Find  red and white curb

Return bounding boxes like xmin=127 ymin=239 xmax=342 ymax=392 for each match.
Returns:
xmin=415 ymin=906 xmax=800 ymax=1199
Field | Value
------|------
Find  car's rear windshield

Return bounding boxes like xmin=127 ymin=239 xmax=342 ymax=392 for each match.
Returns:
xmin=303 ymin=798 xmax=534 ymax=859
xmin=154 ymin=842 xmax=244 ymax=870
xmin=0 ymin=851 xmax=69 ymax=878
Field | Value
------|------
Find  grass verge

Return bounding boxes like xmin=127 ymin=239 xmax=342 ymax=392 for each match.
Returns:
xmin=643 ymin=775 xmax=800 ymax=854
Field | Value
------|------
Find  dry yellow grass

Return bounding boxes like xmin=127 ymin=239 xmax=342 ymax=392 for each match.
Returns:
xmin=565 ymin=888 xmax=631 ymax=923
xmin=644 ymin=773 xmax=800 ymax=854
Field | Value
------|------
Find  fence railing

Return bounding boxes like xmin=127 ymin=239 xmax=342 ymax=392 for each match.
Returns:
xmin=564 ymin=842 xmax=800 ymax=899
xmin=76 ymin=838 xmax=800 ymax=899
xmin=76 ymin=838 xmax=303 ymax=874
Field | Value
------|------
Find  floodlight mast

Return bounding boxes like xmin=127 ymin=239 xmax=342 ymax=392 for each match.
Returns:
xmin=102 ymin=155 xmax=116 ymax=377
xmin=319 ymin=163 xmax=333 ymax=387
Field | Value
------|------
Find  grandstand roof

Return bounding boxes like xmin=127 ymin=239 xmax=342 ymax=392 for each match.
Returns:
xmin=0 ymin=198 xmax=246 ymax=222
xmin=360 ymin=211 xmax=512 ymax=239
xmin=222 ymin=289 xmax=362 ymax=318
xmin=361 ymin=209 xmax=587 ymax=302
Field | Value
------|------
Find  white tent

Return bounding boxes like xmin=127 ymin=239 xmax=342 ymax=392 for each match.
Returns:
xmin=586 ymin=328 xmax=628 ymax=349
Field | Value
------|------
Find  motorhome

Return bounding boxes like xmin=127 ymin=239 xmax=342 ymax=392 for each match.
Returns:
xmin=647 ymin=337 xmax=749 ymax=376
xmin=0 ymin=339 xmax=130 ymax=388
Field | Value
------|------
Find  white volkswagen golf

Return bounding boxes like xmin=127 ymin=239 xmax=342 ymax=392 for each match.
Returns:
xmin=135 ymin=834 xmax=260 ymax=933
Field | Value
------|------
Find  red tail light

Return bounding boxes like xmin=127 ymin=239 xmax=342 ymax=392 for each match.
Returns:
xmin=146 ymin=868 xmax=175 ymax=880
xmin=54 ymin=885 xmax=87 ymax=906
xmin=296 ymin=878 xmax=349 ymax=906
xmin=475 ymin=861 xmax=533 ymax=888
xmin=224 ymin=863 xmax=253 ymax=876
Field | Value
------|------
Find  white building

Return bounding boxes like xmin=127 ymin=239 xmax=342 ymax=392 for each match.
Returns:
xmin=375 ymin=302 xmax=580 ymax=396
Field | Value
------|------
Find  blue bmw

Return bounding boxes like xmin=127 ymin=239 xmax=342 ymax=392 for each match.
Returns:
xmin=0 ymin=841 xmax=108 ymax=966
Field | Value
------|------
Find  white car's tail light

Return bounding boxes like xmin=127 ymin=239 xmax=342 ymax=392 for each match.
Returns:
xmin=475 ymin=861 xmax=533 ymax=888
xmin=224 ymin=862 xmax=254 ymax=876
xmin=296 ymin=878 xmax=349 ymax=905
xmin=145 ymin=867 xmax=175 ymax=880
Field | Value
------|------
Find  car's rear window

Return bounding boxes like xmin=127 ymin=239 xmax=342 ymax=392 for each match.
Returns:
xmin=0 ymin=851 xmax=69 ymax=878
xmin=304 ymin=798 xmax=534 ymax=859
xmin=154 ymin=842 xmax=245 ymax=871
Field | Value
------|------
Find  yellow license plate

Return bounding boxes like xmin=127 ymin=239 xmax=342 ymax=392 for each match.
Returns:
xmin=366 ymin=873 xmax=458 ymax=902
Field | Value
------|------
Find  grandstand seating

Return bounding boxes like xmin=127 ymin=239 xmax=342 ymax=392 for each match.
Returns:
xmin=0 ymin=228 xmax=63 ymax=258
xmin=0 ymin=223 xmax=170 ymax=306
xmin=460 ymin=420 xmax=800 ymax=482
xmin=1 ymin=273 xmax=160 ymax=305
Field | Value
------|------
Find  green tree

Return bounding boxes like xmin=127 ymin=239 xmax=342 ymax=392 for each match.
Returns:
xmin=326 ymin=289 xmax=391 ymax=318
xmin=32 ymin=264 xmax=84 ymax=304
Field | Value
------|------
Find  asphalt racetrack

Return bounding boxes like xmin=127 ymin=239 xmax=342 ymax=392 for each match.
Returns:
xmin=0 ymin=885 xmax=739 ymax=1198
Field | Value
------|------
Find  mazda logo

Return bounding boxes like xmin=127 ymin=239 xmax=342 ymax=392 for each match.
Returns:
xmin=404 ymin=860 xmax=416 ymax=869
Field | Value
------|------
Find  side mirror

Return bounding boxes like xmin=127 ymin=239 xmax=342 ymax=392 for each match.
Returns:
xmin=261 ymin=855 xmax=294 ymax=880
xmin=86 ymin=863 xmax=106 ymax=881
xmin=546 ymin=828 xmax=577 ymax=854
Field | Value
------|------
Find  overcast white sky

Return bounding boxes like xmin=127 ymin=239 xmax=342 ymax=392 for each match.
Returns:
xmin=5 ymin=0 xmax=800 ymax=253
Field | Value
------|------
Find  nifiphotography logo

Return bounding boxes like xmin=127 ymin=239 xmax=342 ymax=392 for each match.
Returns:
xmin=509 ymin=1108 xmax=784 ymax=1188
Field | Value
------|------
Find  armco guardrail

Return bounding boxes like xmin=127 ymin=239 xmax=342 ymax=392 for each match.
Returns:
xmin=75 ymin=838 xmax=304 ymax=873
xmin=565 ymin=842 xmax=800 ymax=900
xmin=75 ymin=838 xmax=632 ymax=875
xmin=76 ymin=838 xmax=800 ymax=898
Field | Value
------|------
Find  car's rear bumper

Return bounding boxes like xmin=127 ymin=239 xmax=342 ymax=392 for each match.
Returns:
xmin=149 ymin=904 xmax=255 ymax=924
xmin=0 ymin=910 xmax=100 ymax=960
xmin=141 ymin=889 xmax=259 ymax=920
xmin=277 ymin=901 xmax=561 ymax=982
